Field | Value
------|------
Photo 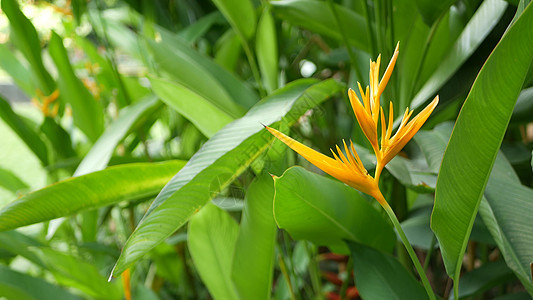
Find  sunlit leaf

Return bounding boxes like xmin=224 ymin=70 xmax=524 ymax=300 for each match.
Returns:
xmin=188 ymin=203 xmax=239 ymax=300
xmin=0 ymin=161 xmax=186 ymax=231
xmin=111 ymin=79 xmax=343 ymax=276
xmin=232 ymin=173 xmax=276 ymax=299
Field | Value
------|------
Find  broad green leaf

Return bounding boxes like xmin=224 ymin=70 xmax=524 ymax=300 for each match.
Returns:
xmin=0 ymin=231 xmax=45 ymax=268
xmin=188 ymin=203 xmax=239 ymax=300
xmin=111 ymin=79 xmax=343 ymax=276
xmin=150 ymin=77 xmax=234 ymax=138
xmin=75 ymin=96 xmax=161 ymax=176
xmin=157 ymin=27 xmax=258 ymax=109
xmin=271 ymin=0 xmax=369 ymax=52
xmin=412 ymin=0 xmax=457 ymax=25
xmin=211 ymin=0 xmax=256 ymax=39
xmin=274 ymin=167 xmax=396 ymax=253
xmin=456 ymin=260 xmax=515 ymax=299
xmin=146 ymin=39 xmax=245 ymax=118
xmin=347 ymin=241 xmax=428 ymax=300
xmin=0 ymin=43 xmax=34 ymax=96
xmin=432 ymin=1 xmax=533 ymax=285
xmin=0 ymin=167 xmax=28 ymax=194
xmin=0 ymin=161 xmax=186 ymax=231
xmin=1 ymin=0 xmax=55 ymax=93
xmin=410 ymin=0 xmax=508 ymax=110
xmin=35 ymin=248 xmax=122 ymax=300
xmin=479 ymin=154 xmax=533 ymax=294
xmin=48 ymin=32 xmax=104 ymax=142
xmin=0 ymin=96 xmax=48 ymax=165
xmin=256 ymin=7 xmax=278 ymax=93
xmin=232 ymin=173 xmax=276 ymax=300
xmin=0 ymin=265 xmax=82 ymax=300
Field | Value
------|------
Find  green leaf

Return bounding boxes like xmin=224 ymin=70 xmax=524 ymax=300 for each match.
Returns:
xmin=0 ymin=231 xmax=45 ymax=268
xmin=111 ymin=79 xmax=343 ymax=276
xmin=1 ymin=0 xmax=55 ymax=93
xmin=35 ymin=248 xmax=122 ymax=300
xmin=431 ymin=1 xmax=533 ymax=284
xmin=188 ymin=203 xmax=239 ymax=300
xmin=274 ymin=167 xmax=395 ymax=253
xmin=211 ymin=0 xmax=256 ymax=40
xmin=214 ymin=30 xmax=242 ymax=72
xmin=479 ymin=154 xmax=533 ymax=294
xmin=232 ymin=173 xmax=276 ymax=300
xmin=410 ymin=0 xmax=508 ymax=110
xmin=0 ymin=161 xmax=186 ymax=231
xmin=177 ymin=12 xmax=224 ymax=44
xmin=347 ymin=241 xmax=428 ymax=300
xmin=271 ymin=0 xmax=369 ymax=52
xmin=457 ymin=260 xmax=515 ymax=299
xmin=0 ymin=265 xmax=82 ymax=300
xmin=414 ymin=122 xmax=454 ymax=173
xmin=0 ymin=167 xmax=28 ymax=194
xmin=150 ymin=76 xmax=234 ymax=138
xmin=256 ymin=7 xmax=278 ymax=93
xmin=39 ymin=117 xmax=76 ymax=160
xmin=146 ymin=39 xmax=245 ymax=119
xmin=48 ymin=32 xmax=104 ymax=142
xmin=157 ymin=27 xmax=258 ymax=109
xmin=0 ymin=43 xmax=34 ymax=96
xmin=412 ymin=0 xmax=457 ymax=26
xmin=0 ymin=96 xmax=48 ymax=165
xmin=75 ymin=96 xmax=161 ymax=176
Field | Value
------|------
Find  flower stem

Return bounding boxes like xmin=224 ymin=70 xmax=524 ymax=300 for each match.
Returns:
xmin=376 ymin=193 xmax=436 ymax=300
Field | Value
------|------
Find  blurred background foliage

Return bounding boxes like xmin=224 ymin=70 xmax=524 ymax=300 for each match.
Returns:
xmin=0 ymin=0 xmax=532 ymax=299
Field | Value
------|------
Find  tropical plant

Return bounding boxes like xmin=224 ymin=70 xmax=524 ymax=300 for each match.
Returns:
xmin=0 ymin=0 xmax=532 ymax=299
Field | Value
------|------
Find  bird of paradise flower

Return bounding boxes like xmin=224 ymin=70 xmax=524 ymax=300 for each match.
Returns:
xmin=265 ymin=43 xmax=438 ymax=300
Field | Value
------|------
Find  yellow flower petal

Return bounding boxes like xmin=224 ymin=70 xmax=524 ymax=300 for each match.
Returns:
xmin=381 ymin=96 xmax=439 ymax=166
xmin=265 ymin=126 xmax=380 ymax=197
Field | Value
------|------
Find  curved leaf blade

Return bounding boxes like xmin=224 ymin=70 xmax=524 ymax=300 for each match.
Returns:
xmin=256 ymin=7 xmax=278 ymax=93
xmin=75 ymin=96 xmax=160 ymax=176
xmin=212 ymin=0 xmax=256 ymax=39
xmin=188 ymin=203 xmax=239 ymax=300
xmin=150 ymin=76 xmax=234 ymax=138
xmin=347 ymin=241 xmax=428 ymax=300
xmin=1 ymin=0 xmax=54 ymax=93
xmin=0 ymin=96 xmax=48 ymax=165
xmin=48 ymin=32 xmax=104 ymax=142
xmin=431 ymin=1 xmax=533 ymax=282
xmin=0 ymin=265 xmax=82 ymax=300
xmin=274 ymin=167 xmax=396 ymax=253
xmin=111 ymin=79 xmax=344 ymax=276
xmin=232 ymin=173 xmax=277 ymax=299
xmin=410 ymin=0 xmax=508 ymax=110
xmin=479 ymin=154 xmax=533 ymax=294
xmin=0 ymin=161 xmax=186 ymax=231
xmin=271 ymin=0 xmax=369 ymax=52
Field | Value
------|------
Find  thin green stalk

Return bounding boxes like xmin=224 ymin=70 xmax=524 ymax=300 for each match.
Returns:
xmin=278 ymin=254 xmax=297 ymax=300
xmin=326 ymin=0 xmax=365 ymax=83
xmin=377 ymin=194 xmax=436 ymax=300
xmin=238 ymin=34 xmax=266 ymax=98
xmin=340 ymin=257 xmax=353 ymax=300
xmin=305 ymin=242 xmax=322 ymax=294
xmin=424 ymin=235 xmax=437 ymax=271
xmin=362 ymin=0 xmax=377 ymax=57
